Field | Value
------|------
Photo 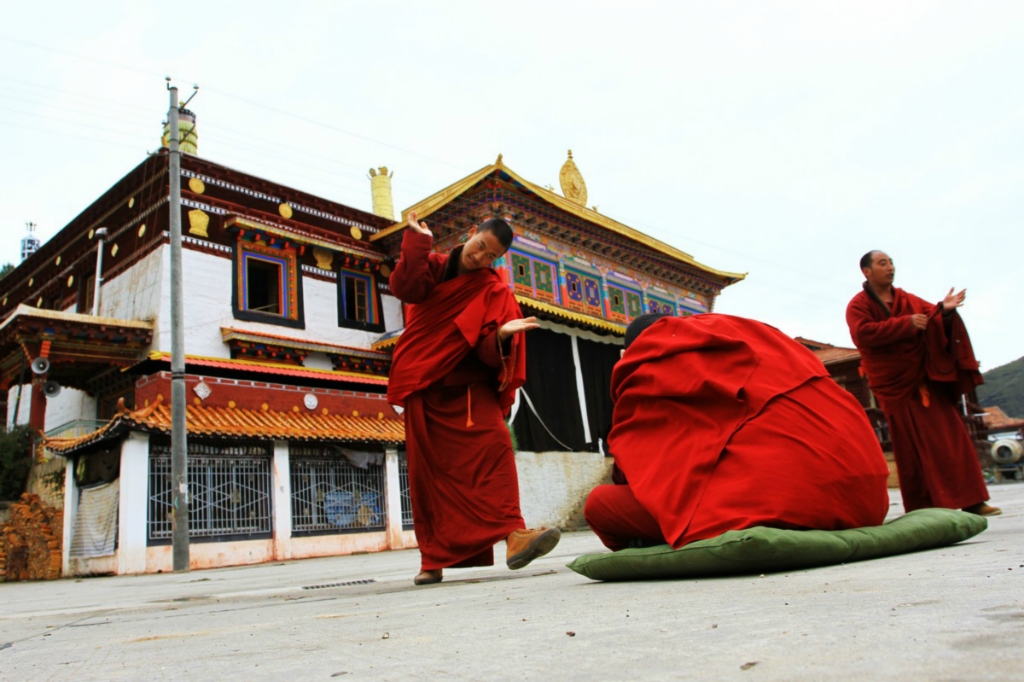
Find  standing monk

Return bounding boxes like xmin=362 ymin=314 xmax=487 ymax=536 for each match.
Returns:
xmin=846 ymin=250 xmax=999 ymax=517
xmin=388 ymin=211 xmax=561 ymax=585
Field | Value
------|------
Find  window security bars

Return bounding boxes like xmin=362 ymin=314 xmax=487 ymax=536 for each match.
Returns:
xmin=398 ymin=453 xmax=413 ymax=529
xmin=289 ymin=446 xmax=386 ymax=535
xmin=148 ymin=441 xmax=273 ymax=543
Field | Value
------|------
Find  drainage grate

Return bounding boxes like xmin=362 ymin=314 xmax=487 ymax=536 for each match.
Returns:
xmin=302 ymin=578 xmax=376 ymax=590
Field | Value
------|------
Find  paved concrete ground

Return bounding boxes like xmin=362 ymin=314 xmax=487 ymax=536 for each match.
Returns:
xmin=1 ymin=485 xmax=1022 ymax=682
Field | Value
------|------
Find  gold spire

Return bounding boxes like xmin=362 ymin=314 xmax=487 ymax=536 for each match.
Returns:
xmin=368 ymin=167 xmax=395 ymax=221
xmin=559 ymin=150 xmax=587 ymax=206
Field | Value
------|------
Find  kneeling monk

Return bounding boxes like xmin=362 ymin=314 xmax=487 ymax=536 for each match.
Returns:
xmin=389 ymin=212 xmax=560 ymax=585
xmin=585 ymin=313 xmax=890 ymax=551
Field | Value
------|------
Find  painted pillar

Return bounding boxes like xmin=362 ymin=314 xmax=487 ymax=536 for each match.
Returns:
xmin=384 ymin=446 xmax=404 ymax=549
xmin=61 ymin=455 xmax=79 ymax=577
xmin=272 ymin=440 xmax=292 ymax=560
xmin=29 ymin=377 xmax=46 ymax=435
xmin=117 ymin=431 xmax=150 ymax=575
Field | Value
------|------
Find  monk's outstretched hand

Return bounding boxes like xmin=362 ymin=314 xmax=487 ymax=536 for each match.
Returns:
xmin=911 ymin=313 xmax=928 ymax=331
xmin=498 ymin=316 xmax=540 ymax=341
xmin=406 ymin=210 xmax=431 ymax=236
xmin=942 ymin=287 xmax=966 ymax=312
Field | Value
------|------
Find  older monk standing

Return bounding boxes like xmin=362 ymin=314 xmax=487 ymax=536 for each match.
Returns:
xmin=846 ymin=250 xmax=999 ymax=517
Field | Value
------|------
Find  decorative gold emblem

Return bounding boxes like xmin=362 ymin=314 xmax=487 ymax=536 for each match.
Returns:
xmin=559 ymin=150 xmax=588 ymax=207
xmin=138 ymin=224 xmax=146 ymax=238
xmin=28 ymin=277 xmax=33 ymax=287
xmin=188 ymin=209 xmax=209 ymax=237
xmin=111 ymin=243 xmax=119 ymax=257
xmin=36 ymin=297 xmax=42 ymax=307
xmin=67 ymin=275 xmax=74 ymax=288
xmin=128 ymin=197 xmax=135 ymax=209
xmin=55 ymin=256 xmax=61 ymax=266
xmin=279 ymin=203 xmax=293 ymax=219
xmin=2 ymin=297 xmax=7 ymax=306
xmin=312 ymin=247 xmax=334 ymax=270
xmin=379 ymin=264 xmax=391 ymax=277
xmin=188 ymin=177 xmax=205 ymax=194
xmin=350 ymin=226 xmax=362 ymax=241
xmin=88 ymin=228 xmax=94 ymax=239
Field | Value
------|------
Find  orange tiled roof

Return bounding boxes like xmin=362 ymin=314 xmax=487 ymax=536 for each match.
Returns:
xmin=43 ymin=395 xmax=404 ymax=455
xmin=981 ymin=406 xmax=1024 ymax=430
xmin=794 ymin=337 xmax=861 ymax=366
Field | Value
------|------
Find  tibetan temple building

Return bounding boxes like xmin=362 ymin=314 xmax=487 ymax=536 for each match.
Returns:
xmin=0 ymin=113 xmax=742 ymax=577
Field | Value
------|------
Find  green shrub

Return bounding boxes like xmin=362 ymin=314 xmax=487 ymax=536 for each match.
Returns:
xmin=0 ymin=425 xmax=33 ymax=500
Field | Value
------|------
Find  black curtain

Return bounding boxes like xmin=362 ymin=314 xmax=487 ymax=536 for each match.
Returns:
xmin=513 ymin=328 xmax=588 ymax=452
xmin=577 ymin=337 xmax=623 ymax=454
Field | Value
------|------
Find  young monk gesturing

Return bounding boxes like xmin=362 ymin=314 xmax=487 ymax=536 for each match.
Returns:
xmin=388 ymin=211 xmax=560 ymax=585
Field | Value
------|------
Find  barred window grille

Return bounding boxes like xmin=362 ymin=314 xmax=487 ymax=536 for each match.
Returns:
xmin=399 ymin=453 xmax=413 ymax=529
xmin=148 ymin=440 xmax=273 ymax=544
xmin=289 ymin=445 xmax=386 ymax=535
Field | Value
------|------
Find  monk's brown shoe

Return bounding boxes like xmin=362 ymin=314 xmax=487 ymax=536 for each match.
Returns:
xmin=506 ymin=527 xmax=561 ymax=570
xmin=414 ymin=569 xmax=443 ymax=585
xmin=963 ymin=502 xmax=1002 ymax=517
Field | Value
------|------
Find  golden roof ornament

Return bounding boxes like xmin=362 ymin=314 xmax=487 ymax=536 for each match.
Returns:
xmin=559 ymin=150 xmax=587 ymax=207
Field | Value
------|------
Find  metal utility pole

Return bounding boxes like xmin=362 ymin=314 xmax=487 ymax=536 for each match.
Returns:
xmin=167 ymin=79 xmax=190 ymax=572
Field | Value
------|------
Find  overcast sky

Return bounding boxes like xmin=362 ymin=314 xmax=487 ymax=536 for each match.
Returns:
xmin=1 ymin=0 xmax=1021 ymax=369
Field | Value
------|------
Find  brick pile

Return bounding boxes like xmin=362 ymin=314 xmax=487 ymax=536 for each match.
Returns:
xmin=0 ymin=493 xmax=63 ymax=582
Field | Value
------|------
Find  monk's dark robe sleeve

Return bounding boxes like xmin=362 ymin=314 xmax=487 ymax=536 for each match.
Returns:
xmin=473 ymin=324 xmax=512 ymax=368
xmin=389 ymin=231 xmax=438 ymax=304
xmin=846 ymin=297 xmax=918 ymax=348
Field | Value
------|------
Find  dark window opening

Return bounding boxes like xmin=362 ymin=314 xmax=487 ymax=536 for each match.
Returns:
xmin=246 ymin=259 xmax=282 ymax=314
xmin=344 ymin=276 xmax=369 ymax=322
xmin=613 ymin=294 xmax=621 ymax=306
xmin=517 ymin=264 xmax=527 ymax=277
xmin=570 ymin=281 xmax=579 ymax=293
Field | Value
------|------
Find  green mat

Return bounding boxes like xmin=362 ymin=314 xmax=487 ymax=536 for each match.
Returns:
xmin=567 ymin=508 xmax=987 ymax=582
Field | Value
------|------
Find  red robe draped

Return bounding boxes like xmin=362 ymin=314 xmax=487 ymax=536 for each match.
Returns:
xmin=389 ymin=231 xmax=527 ymax=570
xmin=589 ymin=315 xmax=889 ymax=550
xmin=846 ymin=286 xmax=989 ymax=512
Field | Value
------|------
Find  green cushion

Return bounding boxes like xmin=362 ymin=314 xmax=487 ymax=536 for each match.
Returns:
xmin=567 ymin=508 xmax=987 ymax=582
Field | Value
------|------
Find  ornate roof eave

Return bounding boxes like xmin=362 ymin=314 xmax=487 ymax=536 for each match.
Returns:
xmin=515 ymin=296 xmax=626 ymax=336
xmin=369 ymin=158 xmax=746 ymax=284
xmin=141 ymin=351 xmax=388 ymax=386
xmin=223 ymin=216 xmax=384 ymax=261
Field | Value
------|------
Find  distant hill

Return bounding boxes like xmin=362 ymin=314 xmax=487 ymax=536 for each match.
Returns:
xmin=977 ymin=356 xmax=1024 ymax=419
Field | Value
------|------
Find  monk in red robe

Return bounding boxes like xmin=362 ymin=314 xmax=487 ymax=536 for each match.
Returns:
xmin=585 ymin=313 xmax=891 ymax=551
xmin=846 ymin=250 xmax=999 ymax=516
xmin=389 ymin=211 xmax=561 ymax=585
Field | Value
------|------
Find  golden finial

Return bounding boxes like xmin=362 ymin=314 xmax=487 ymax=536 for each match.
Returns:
xmin=559 ymin=150 xmax=587 ymax=206
xmin=496 ymin=153 xmax=503 ymax=166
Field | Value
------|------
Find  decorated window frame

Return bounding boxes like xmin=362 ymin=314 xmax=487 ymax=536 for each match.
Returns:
xmin=232 ymin=236 xmax=305 ymax=329
xmin=337 ymin=267 xmax=385 ymax=333
xmin=646 ymin=293 xmax=676 ymax=316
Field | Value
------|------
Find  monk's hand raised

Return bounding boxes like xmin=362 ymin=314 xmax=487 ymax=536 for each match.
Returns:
xmin=406 ymin=210 xmax=431 ymax=236
xmin=942 ymin=287 xmax=966 ymax=312
xmin=498 ymin=317 xmax=540 ymax=341
xmin=911 ymin=313 xmax=928 ymax=331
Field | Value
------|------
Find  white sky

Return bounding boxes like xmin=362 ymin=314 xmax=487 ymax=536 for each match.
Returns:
xmin=1 ymin=0 xmax=1021 ymax=369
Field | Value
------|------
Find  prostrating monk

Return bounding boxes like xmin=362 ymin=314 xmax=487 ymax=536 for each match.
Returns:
xmin=388 ymin=211 xmax=560 ymax=585
xmin=846 ymin=250 xmax=1000 ymax=517
xmin=585 ymin=313 xmax=891 ymax=552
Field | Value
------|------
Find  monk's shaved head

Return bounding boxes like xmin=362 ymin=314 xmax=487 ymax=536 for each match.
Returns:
xmin=860 ymin=250 xmax=883 ymax=270
xmin=624 ymin=313 xmax=669 ymax=349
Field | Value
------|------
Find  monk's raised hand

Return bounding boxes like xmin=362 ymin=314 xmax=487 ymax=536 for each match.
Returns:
xmin=911 ymin=313 xmax=928 ymax=331
xmin=942 ymin=287 xmax=966 ymax=311
xmin=498 ymin=316 xmax=540 ymax=341
xmin=406 ymin=211 xmax=431 ymax=236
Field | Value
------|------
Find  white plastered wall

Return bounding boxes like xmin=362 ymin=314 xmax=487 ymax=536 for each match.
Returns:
xmin=164 ymin=248 xmax=398 ymax=358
